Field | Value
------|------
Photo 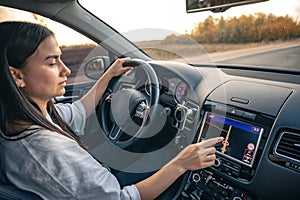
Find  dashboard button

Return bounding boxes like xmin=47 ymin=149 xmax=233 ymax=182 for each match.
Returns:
xmin=214 ymin=158 xmax=222 ymax=167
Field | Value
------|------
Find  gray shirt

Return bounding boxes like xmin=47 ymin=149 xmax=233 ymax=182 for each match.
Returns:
xmin=0 ymin=101 xmax=140 ymax=200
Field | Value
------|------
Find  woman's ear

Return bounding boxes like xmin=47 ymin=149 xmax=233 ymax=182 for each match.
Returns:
xmin=9 ymin=66 xmax=25 ymax=88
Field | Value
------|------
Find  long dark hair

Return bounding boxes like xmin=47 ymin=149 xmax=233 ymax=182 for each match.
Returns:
xmin=0 ymin=21 xmax=84 ymax=147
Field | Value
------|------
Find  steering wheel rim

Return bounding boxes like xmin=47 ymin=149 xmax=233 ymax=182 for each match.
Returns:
xmin=97 ymin=59 xmax=160 ymax=149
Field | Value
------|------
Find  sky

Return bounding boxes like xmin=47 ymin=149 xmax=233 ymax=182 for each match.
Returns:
xmin=81 ymin=0 xmax=300 ymax=42
xmin=1 ymin=0 xmax=300 ymax=45
xmin=84 ymin=0 xmax=300 ymax=34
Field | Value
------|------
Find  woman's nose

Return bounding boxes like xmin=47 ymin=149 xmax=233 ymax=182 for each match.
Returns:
xmin=60 ymin=61 xmax=71 ymax=76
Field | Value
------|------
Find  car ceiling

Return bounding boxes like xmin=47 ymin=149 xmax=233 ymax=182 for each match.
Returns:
xmin=0 ymin=0 xmax=75 ymax=18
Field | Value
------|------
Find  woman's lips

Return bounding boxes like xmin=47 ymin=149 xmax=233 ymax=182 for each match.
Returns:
xmin=59 ymin=80 xmax=67 ymax=86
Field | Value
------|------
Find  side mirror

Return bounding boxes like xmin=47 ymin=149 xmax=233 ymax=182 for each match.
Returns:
xmin=84 ymin=56 xmax=110 ymax=80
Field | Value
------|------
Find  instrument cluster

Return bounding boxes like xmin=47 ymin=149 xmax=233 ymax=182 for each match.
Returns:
xmin=143 ymin=76 xmax=189 ymax=104
xmin=122 ymin=68 xmax=190 ymax=104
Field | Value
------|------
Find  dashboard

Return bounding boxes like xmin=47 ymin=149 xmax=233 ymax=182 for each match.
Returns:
xmin=62 ymin=60 xmax=300 ymax=200
xmin=136 ymin=61 xmax=299 ymax=200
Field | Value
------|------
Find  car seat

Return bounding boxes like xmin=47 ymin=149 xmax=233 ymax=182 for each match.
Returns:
xmin=0 ymin=182 xmax=41 ymax=200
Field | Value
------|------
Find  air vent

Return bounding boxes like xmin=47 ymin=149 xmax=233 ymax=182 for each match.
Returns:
xmin=274 ymin=132 xmax=300 ymax=163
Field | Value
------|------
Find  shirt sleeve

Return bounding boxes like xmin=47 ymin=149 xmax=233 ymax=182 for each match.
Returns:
xmin=2 ymin=130 xmax=141 ymax=200
xmin=55 ymin=100 xmax=86 ymax=136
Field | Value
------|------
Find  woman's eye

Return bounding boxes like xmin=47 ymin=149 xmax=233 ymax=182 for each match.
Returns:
xmin=49 ymin=62 xmax=57 ymax=66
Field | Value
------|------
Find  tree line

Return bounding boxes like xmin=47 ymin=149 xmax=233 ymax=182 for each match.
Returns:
xmin=164 ymin=13 xmax=300 ymax=44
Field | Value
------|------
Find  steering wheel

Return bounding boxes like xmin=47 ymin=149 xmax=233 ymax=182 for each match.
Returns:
xmin=97 ymin=59 xmax=160 ymax=149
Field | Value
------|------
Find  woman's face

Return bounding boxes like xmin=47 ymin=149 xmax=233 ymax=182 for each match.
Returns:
xmin=20 ymin=35 xmax=71 ymax=106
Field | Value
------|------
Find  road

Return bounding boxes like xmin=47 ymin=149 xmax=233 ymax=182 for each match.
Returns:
xmin=207 ymin=39 xmax=300 ymax=70
xmin=175 ymin=39 xmax=300 ymax=70
xmin=219 ymin=45 xmax=300 ymax=70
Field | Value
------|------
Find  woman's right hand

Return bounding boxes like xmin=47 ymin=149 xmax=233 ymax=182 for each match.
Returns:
xmin=171 ymin=137 xmax=224 ymax=173
xmin=135 ymin=136 xmax=223 ymax=200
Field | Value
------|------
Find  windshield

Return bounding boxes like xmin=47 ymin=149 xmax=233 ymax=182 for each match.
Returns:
xmin=80 ymin=0 xmax=300 ymax=70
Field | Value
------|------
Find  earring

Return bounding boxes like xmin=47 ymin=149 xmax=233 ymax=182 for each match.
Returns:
xmin=20 ymin=83 xmax=25 ymax=88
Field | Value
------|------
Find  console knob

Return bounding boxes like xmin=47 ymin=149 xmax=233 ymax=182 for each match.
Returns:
xmin=214 ymin=158 xmax=222 ymax=167
xmin=192 ymin=173 xmax=201 ymax=183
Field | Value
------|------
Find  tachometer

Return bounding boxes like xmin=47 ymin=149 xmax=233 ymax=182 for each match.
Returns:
xmin=175 ymin=82 xmax=187 ymax=102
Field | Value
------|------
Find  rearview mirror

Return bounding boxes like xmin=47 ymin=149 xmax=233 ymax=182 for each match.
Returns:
xmin=186 ymin=0 xmax=269 ymax=13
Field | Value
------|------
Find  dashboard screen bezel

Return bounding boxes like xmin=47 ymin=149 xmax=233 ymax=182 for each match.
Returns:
xmin=198 ymin=111 xmax=264 ymax=167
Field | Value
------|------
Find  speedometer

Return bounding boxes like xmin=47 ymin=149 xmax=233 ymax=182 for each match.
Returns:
xmin=175 ymin=82 xmax=187 ymax=103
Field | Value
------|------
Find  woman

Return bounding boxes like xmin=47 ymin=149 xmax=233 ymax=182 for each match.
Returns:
xmin=0 ymin=21 xmax=223 ymax=199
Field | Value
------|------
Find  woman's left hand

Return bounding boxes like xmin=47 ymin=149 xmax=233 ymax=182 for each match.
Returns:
xmin=104 ymin=57 xmax=134 ymax=79
xmin=80 ymin=57 xmax=133 ymax=118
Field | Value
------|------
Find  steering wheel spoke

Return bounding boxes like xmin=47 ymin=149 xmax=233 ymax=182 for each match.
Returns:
xmin=108 ymin=124 xmax=123 ymax=143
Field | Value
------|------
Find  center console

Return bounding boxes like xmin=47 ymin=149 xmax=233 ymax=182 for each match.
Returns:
xmin=180 ymin=101 xmax=274 ymax=200
xmin=177 ymin=80 xmax=292 ymax=200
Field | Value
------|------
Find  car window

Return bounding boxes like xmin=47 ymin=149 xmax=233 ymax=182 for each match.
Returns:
xmin=0 ymin=5 xmax=108 ymax=85
xmin=80 ymin=0 xmax=300 ymax=70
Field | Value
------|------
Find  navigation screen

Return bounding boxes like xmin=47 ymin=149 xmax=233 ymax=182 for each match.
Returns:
xmin=199 ymin=112 xmax=264 ymax=167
